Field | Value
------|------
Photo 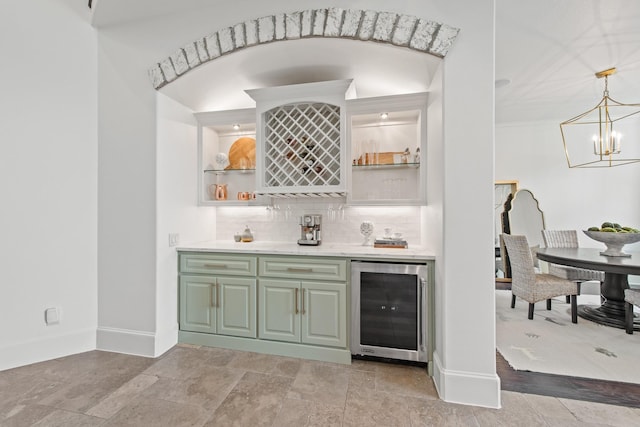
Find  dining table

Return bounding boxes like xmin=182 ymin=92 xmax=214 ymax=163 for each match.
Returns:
xmin=536 ymin=247 xmax=640 ymax=331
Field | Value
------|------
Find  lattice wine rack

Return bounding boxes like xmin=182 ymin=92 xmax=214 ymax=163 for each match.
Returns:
xmin=262 ymin=103 xmax=342 ymax=193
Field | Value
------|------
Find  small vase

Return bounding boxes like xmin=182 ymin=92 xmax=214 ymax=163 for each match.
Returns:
xmin=360 ymin=221 xmax=374 ymax=246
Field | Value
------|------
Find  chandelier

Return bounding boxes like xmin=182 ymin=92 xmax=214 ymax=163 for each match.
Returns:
xmin=560 ymin=68 xmax=640 ymax=168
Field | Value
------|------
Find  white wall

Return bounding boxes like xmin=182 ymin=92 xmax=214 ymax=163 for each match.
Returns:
xmin=0 ymin=0 xmax=98 ymax=370
xmin=496 ymin=121 xmax=640 ymax=283
xmin=96 ymin=25 xmax=159 ymax=354
xmin=156 ymin=93 xmax=216 ymax=355
xmin=431 ymin=1 xmax=498 ymax=408
xmin=215 ymin=204 xmax=423 ymax=246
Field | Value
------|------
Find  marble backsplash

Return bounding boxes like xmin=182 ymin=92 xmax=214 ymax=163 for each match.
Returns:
xmin=215 ymin=201 xmax=423 ymax=246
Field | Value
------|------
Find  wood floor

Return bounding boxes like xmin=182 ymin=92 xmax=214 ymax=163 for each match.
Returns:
xmin=496 ymin=280 xmax=640 ymax=408
xmin=497 ymin=351 xmax=640 ymax=408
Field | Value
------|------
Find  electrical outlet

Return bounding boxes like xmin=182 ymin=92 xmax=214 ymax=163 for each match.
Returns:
xmin=45 ymin=307 xmax=60 ymax=325
xmin=169 ymin=233 xmax=180 ymax=247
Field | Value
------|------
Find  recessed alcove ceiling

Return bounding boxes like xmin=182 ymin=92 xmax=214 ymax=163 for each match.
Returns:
xmin=91 ymin=0 xmax=640 ymax=123
xmin=158 ymin=38 xmax=442 ymax=112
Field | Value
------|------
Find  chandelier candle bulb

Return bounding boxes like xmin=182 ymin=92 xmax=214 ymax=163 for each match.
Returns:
xmin=613 ymin=131 xmax=621 ymax=153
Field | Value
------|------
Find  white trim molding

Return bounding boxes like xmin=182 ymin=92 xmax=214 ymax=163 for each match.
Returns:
xmin=96 ymin=326 xmax=157 ymax=358
xmin=148 ymin=8 xmax=460 ymax=89
xmin=0 ymin=329 xmax=96 ymax=371
xmin=432 ymin=351 xmax=502 ymax=409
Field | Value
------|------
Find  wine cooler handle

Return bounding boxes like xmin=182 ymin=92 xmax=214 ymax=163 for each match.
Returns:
xmin=419 ymin=278 xmax=426 ymax=347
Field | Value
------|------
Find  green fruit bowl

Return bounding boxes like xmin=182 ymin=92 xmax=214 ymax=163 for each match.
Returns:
xmin=583 ymin=230 xmax=640 ymax=257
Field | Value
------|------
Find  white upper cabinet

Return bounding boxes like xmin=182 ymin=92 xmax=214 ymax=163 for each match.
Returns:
xmin=194 ymin=82 xmax=427 ymax=206
xmin=246 ymin=80 xmax=355 ymax=198
xmin=346 ymin=93 xmax=427 ymax=205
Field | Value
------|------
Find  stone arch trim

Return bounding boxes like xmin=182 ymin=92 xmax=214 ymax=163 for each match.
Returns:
xmin=148 ymin=8 xmax=460 ymax=89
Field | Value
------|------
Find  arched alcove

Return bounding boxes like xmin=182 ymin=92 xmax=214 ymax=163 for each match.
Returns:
xmin=148 ymin=8 xmax=459 ymax=108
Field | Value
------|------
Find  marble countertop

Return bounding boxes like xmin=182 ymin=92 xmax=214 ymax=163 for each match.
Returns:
xmin=176 ymin=240 xmax=435 ymax=261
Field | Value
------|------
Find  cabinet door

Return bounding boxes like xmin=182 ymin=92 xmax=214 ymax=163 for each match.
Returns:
xmin=258 ymin=279 xmax=300 ymax=343
xmin=179 ymin=275 xmax=216 ymax=334
xmin=301 ymin=281 xmax=347 ymax=348
xmin=217 ymin=277 xmax=257 ymax=338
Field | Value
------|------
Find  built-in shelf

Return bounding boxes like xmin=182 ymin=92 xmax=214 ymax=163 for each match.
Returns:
xmin=203 ymin=200 xmax=264 ymax=206
xmin=346 ymin=92 xmax=427 ymax=205
xmin=352 ymin=163 xmax=420 ymax=171
xmin=204 ymin=168 xmax=256 ymax=174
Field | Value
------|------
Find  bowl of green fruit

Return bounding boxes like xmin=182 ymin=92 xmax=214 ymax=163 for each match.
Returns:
xmin=584 ymin=222 xmax=640 ymax=257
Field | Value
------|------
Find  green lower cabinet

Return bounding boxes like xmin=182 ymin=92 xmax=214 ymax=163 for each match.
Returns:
xmin=180 ymin=275 xmax=216 ymax=334
xmin=301 ymin=281 xmax=346 ymax=348
xmin=258 ymin=279 xmax=346 ymax=348
xmin=180 ymin=275 xmax=256 ymax=338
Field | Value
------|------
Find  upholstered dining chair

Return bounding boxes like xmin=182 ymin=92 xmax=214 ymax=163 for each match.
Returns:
xmin=502 ymin=234 xmax=578 ymax=322
xmin=624 ymin=288 xmax=640 ymax=334
xmin=541 ymin=230 xmax=605 ymax=303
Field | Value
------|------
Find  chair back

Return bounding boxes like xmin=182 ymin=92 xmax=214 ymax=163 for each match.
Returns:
xmin=501 ymin=234 xmax=536 ymax=294
xmin=541 ymin=230 xmax=578 ymax=248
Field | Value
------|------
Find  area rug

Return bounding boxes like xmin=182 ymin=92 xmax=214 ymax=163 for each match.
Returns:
xmin=496 ymin=289 xmax=640 ymax=384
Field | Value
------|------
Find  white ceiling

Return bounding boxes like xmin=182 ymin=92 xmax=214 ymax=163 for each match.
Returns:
xmin=495 ymin=0 xmax=640 ymax=124
xmin=91 ymin=0 xmax=640 ymax=124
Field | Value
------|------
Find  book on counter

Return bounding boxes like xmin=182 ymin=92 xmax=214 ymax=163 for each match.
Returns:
xmin=373 ymin=237 xmax=408 ymax=249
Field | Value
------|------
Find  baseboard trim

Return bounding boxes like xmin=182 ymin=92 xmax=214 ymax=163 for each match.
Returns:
xmin=432 ymin=350 xmax=501 ymax=409
xmin=0 ymin=328 xmax=95 ymax=371
xmin=179 ymin=331 xmax=352 ymax=365
xmin=154 ymin=322 xmax=179 ymax=357
xmin=96 ymin=326 xmax=156 ymax=357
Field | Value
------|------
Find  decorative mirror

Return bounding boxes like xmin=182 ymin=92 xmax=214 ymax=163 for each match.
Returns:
xmin=495 ymin=181 xmax=518 ymax=281
xmin=495 ymin=180 xmax=519 ymax=246
xmin=499 ymin=188 xmax=545 ymax=280
xmin=504 ymin=189 xmax=546 ymax=248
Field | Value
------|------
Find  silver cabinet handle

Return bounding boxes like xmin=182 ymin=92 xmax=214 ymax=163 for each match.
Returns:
xmin=287 ymin=267 xmax=313 ymax=273
xmin=294 ymin=288 xmax=299 ymax=314
xmin=216 ymin=279 xmax=220 ymax=308
xmin=301 ymin=289 xmax=306 ymax=315
xmin=204 ymin=263 xmax=227 ymax=269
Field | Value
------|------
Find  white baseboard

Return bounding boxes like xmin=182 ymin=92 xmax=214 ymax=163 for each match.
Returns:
xmin=154 ymin=322 xmax=179 ymax=357
xmin=432 ymin=351 xmax=501 ymax=409
xmin=96 ymin=326 xmax=157 ymax=357
xmin=0 ymin=328 xmax=96 ymax=371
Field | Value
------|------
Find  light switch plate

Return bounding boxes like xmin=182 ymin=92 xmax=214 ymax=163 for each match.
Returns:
xmin=169 ymin=233 xmax=180 ymax=247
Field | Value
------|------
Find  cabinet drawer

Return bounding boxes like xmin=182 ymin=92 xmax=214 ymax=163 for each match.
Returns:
xmin=180 ymin=253 xmax=257 ymax=276
xmin=259 ymin=257 xmax=346 ymax=281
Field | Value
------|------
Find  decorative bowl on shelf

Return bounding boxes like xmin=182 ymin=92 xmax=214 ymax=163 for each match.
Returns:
xmin=215 ymin=152 xmax=229 ymax=169
xmin=583 ymin=230 xmax=640 ymax=257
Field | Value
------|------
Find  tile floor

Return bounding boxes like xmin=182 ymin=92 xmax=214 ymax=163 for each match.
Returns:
xmin=1 ymin=344 xmax=640 ymax=426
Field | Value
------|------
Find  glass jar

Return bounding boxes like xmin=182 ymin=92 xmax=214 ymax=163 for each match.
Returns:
xmin=241 ymin=226 xmax=254 ymax=242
